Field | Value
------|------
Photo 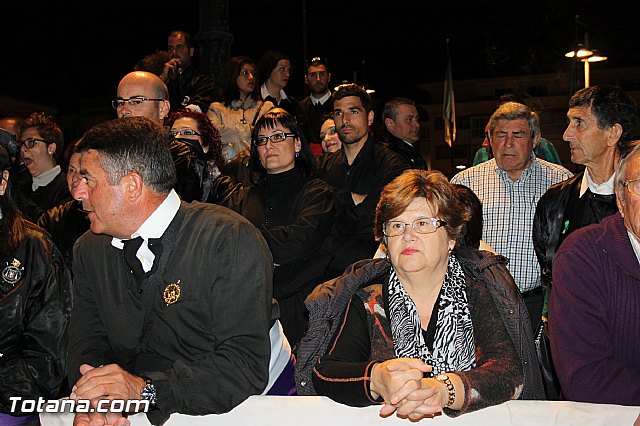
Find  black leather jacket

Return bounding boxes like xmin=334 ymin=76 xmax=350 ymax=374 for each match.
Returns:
xmin=167 ymin=64 xmax=216 ymax=113
xmin=38 ymin=199 xmax=90 ymax=269
xmin=0 ymin=220 xmax=72 ymax=415
xmin=170 ymin=139 xmax=209 ymax=202
xmin=533 ymin=171 xmax=618 ymax=291
xmin=379 ymin=130 xmax=428 ymax=170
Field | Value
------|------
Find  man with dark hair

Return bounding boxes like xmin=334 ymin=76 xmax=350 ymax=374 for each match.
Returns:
xmin=380 ymin=97 xmax=427 ymax=170
xmin=452 ymin=102 xmax=572 ymax=330
xmin=162 ymin=30 xmax=215 ymax=113
xmin=67 ymin=117 xmax=273 ymax=425
xmin=299 ymin=57 xmax=333 ymax=155
xmin=317 ymin=83 xmax=409 ymax=275
xmin=533 ymin=85 xmax=637 ymax=333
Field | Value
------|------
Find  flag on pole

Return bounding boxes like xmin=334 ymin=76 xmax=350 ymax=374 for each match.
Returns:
xmin=443 ymin=39 xmax=456 ymax=147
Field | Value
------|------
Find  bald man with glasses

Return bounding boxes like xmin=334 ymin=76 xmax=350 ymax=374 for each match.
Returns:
xmin=112 ymin=71 xmax=203 ymax=201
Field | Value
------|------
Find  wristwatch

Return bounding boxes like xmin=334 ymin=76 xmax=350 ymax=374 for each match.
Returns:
xmin=435 ymin=374 xmax=455 ymax=407
xmin=140 ymin=377 xmax=157 ymax=407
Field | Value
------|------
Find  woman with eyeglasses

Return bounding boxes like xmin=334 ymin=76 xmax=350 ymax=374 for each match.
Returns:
xmin=165 ymin=111 xmax=225 ymax=203
xmin=297 ymin=170 xmax=543 ymax=419
xmin=0 ymin=144 xmax=72 ymax=425
xmin=223 ymin=108 xmax=335 ymax=348
xmin=15 ymin=112 xmax=72 ymax=222
xmin=207 ymin=56 xmax=274 ymax=163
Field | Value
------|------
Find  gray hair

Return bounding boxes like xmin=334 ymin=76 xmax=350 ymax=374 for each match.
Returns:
xmin=488 ymin=102 xmax=540 ymax=140
xmin=382 ymin=97 xmax=416 ymax=121
xmin=75 ymin=117 xmax=176 ymax=194
xmin=615 ymin=139 xmax=640 ymax=203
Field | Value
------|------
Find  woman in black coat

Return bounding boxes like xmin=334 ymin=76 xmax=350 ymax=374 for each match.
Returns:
xmin=224 ymin=108 xmax=335 ymax=346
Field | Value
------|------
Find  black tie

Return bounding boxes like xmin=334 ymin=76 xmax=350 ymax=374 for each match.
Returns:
xmin=123 ymin=237 xmax=145 ymax=281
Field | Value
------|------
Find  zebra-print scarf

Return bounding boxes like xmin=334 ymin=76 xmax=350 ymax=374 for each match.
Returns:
xmin=388 ymin=254 xmax=476 ymax=376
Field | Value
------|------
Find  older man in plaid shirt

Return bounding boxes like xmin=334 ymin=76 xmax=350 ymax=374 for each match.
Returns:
xmin=451 ymin=102 xmax=572 ymax=331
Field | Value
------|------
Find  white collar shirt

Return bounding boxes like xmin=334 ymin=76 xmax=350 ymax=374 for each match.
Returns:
xmin=579 ymin=168 xmax=615 ymax=197
xmin=111 ymin=189 xmax=180 ymax=272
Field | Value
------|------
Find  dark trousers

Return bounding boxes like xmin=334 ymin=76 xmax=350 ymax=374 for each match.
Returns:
xmin=522 ymin=286 xmax=543 ymax=333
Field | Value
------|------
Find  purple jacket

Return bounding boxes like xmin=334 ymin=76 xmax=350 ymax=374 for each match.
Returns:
xmin=550 ymin=212 xmax=640 ymax=405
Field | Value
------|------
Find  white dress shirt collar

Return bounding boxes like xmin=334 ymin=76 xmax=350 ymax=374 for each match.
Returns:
xmin=310 ymin=91 xmax=331 ymax=106
xmin=111 ymin=189 xmax=181 ymax=272
xmin=261 ymin=84 xmax=288 ymax=102
xmin=580 ymin=168 xmax=615 ymax=197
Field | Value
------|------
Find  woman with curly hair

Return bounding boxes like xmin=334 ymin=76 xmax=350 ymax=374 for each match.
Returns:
xmin=166 ymin=110 xmax=225 ymax=203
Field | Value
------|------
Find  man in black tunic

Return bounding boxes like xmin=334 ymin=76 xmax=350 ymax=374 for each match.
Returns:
xmin=67 ymin=117 xmax=273 ymax=425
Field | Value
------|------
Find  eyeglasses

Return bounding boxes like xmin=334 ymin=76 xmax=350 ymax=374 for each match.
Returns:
xmin=621 ymin=179 xmax=640 ymax=196
xmin=253 ymin=132 xmax=296 ymax=146
xmin=170 ymin=129 xmax=201 ymax=137
xmin=18 ymin=138 xmax=48 ymax=150
xmin=111 ymin=96 xmax=166 ymax=109
xmin=383 ymin=217 xmax=447 ymax=237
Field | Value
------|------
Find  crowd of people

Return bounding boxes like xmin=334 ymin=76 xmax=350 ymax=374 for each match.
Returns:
xmin=0 ymin=29 xmax=638 ymax=425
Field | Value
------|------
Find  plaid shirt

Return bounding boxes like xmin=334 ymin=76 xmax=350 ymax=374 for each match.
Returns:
xmin=452 ymin=155 xmax=572 ymax=292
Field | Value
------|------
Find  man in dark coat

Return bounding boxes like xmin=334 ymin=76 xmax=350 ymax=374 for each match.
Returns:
xmin=299 ymin=57 xmax=333 ymax=156
xmin=380 ymin=97 xmax=428 ymax=170
xmin=67 ymin=117 xmax=273 ymax=425
xmin=162 ymin=30 xmax=215 ymax=113
xmin=534 ymin=85 xmax=637 ymax=310
xmin=317 ymin=84 xmax=409 ymax=276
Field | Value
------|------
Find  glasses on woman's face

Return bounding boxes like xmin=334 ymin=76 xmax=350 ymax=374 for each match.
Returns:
xmin=621 ymin=179 xmax=640 ymax=196
xmin=18 ymin=137 xmax=48 ymax=150
xmin=253 ymin=132 xmax=296 ymax=147
xmin=170 ymin=128 xmax=201 ymax=138
xmin=383 ymin=217 xmax=447 ymax=237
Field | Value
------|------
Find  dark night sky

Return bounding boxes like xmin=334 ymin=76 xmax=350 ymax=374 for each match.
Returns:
xmin=3 ymin=0 xmax=640 ymax=115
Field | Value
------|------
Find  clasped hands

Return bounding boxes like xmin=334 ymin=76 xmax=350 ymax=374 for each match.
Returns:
xmin=370 ymin=358 xmax=446 ymax=420
xmin=70 ymin=363 xmax=146 ymax=426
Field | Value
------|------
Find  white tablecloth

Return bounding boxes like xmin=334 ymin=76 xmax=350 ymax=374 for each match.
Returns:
xmin=40 ymin=396 xmax=640 ymax=426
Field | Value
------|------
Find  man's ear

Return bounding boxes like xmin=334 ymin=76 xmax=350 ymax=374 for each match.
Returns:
xmin=159 ymin=100 xmax=170 ymax=121
xmin=607 ymin=123 xmax=623 ymax=147
xmin=384 ymin=117 xmax=395 ymax=132
xmin=189 ymin=47 xmax=195 ymax=58
xmin=532 ymin=133 xmax=541 ymax=149
xmin=123 ymin=172 xmax=144 ymax=201
xmin=367 ymin=110 xmax=374 ymax=126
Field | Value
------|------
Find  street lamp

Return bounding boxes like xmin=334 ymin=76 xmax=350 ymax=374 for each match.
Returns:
xmin=565 ymin=22 xmax=608 ymax=88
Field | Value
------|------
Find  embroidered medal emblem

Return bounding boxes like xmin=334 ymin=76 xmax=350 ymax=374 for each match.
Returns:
xmin=163 ymin=280 xmax=181 ymax=305
xmin=2 ymin=258 xmax=23 ymax=285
